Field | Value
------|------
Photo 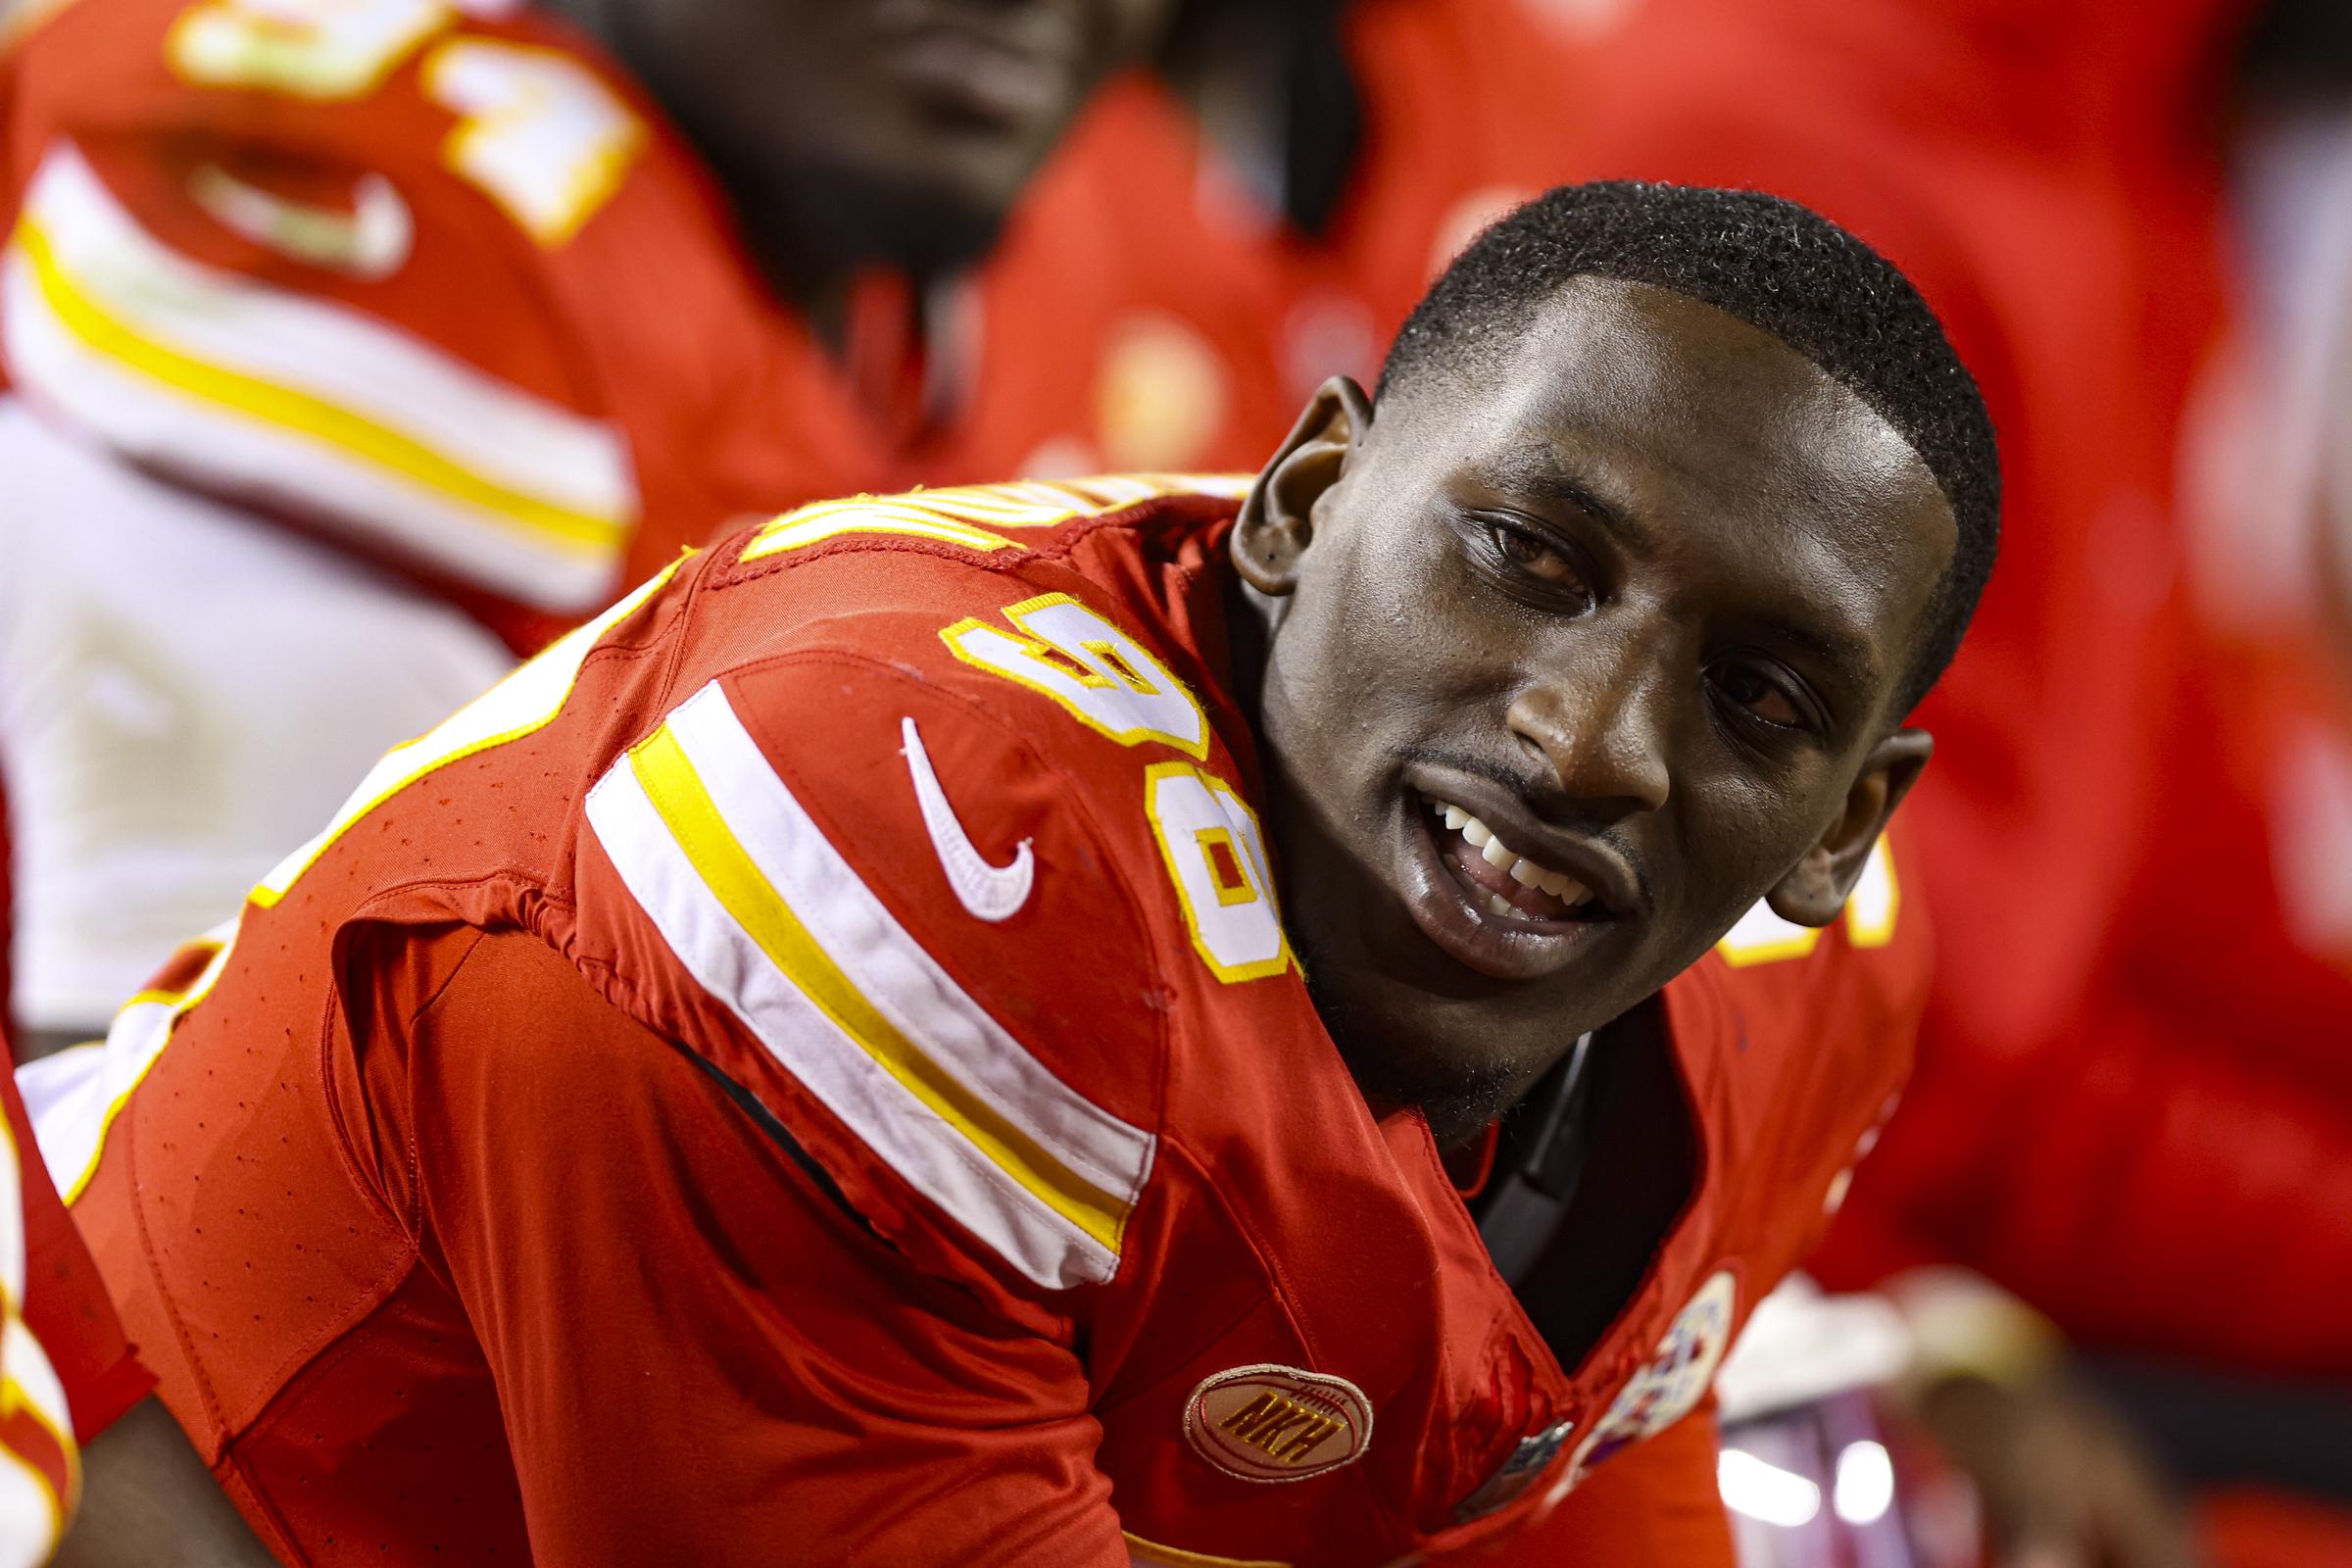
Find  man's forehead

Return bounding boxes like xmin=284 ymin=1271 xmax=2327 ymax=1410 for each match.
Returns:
xmin=1412 ymin=279 xmax=1950 ymax=558
xmin=1504 ymin=280 xmax=1923 ymax=475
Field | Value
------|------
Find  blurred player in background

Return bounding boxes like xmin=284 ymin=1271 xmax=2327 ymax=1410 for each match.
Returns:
xmin=0 ymin=0 xmax=1293 ymax=1058
xmin=1054 ymin=0 xmax=1620 ymax=411
xmin=38 ymin=184 xmax=1990 ymax=1565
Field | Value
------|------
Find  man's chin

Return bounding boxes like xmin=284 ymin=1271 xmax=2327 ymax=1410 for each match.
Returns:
xmin=1298 ymin=939 xmax=1532 ymax=1153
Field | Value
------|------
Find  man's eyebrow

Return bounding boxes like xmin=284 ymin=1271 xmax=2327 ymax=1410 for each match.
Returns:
xmin=1764 ymin=615 xmax=1881 ymax=693
xmin=1484 ymin=453 xmax=1654 ymax=551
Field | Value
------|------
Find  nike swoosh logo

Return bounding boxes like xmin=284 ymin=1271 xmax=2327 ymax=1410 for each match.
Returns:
xmin=902 ymin=716 xmax=1034 ymax=922
xmin=189 ymin=165 xmax=415 ymax=281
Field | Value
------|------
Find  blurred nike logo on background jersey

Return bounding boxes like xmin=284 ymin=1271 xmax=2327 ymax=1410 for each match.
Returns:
xmin=190 ymin=166 xmax=415 ymax=280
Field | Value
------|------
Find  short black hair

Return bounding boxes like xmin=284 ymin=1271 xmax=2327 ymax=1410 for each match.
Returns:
xmin=1379 ymin=181 xmax=1999 ymax=720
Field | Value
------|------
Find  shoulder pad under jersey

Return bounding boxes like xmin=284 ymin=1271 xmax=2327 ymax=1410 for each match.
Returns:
xmin=574 ymin=476 xmax=1264 ymax=1299
xmin=1680 ymin=831 xmax=1928 ymax=1257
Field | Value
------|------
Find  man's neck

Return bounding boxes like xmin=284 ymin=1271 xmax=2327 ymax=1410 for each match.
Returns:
xmin=1219 ymin=563 xmax=1556 ymax=1154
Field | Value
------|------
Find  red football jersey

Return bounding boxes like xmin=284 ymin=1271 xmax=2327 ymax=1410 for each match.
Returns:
xmin=0 ymin=0 xmax=1286 ymax=654
xmin=51 ymin=479 xmax=1924 ymax=1565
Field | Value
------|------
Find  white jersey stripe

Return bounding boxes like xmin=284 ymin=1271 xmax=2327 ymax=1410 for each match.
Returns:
xmin=2 ymin=144 xmax=634 ymax=609
xmin=588 ymin=750 xmax=1121 ymax=1290
xmin=0 ymin=1446 xmax=61 ymax=1568
xmin=586 ymin=681 xmax=1154 ymax=1290
xmin=662 ymin=686 xmax=1156 ymax=1202
xmin=22 ymin=927 xmax=239 ymax=1205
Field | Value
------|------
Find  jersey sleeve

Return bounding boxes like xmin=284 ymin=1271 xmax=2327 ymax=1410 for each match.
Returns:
xmin=372 ymin=925 xmax=1130 ymax=1567
xmin=1 ymin=0 xmax=641 ymax=632
xmin=0 ymin=1036 xmax=153 ymax=1559
xmin=5 ymin=1058 xmax=152 ymax=1446
xmin=1811 ymin=984 xmax=2352 ymax=1377
xmin=573 ymin=642 xmax=1172 ymax=1311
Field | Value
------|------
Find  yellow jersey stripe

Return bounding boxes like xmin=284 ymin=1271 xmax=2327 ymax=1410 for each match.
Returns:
xmin=16 ymin=217 xmax=623 ymax=557
xmin=1121 ymin=1532 xmax=1290 ymax=1568
xmin=739 ymin=475 xmax=1259 ymax=564
xmin=50 ymin=938 xmax=237 ymax=1206
xmin=740 ymin=501 xmax=1017 ymax=562
xmin=628 ymin=723 xmax=1132 ymax=1255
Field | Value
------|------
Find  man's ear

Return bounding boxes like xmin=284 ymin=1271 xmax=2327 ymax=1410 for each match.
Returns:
xmin=1766 ymin=728 xmax=1933 ymax=926
xmin=1233 ymin=375 xmax=1372 ymax=596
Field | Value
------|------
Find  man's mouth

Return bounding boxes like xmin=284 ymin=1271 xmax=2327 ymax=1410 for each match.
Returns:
xmin=1384 ymin=775 xmax=1634 ymax=983
xmin=873 ymin=3 xmax=1082 ymax=129
xmin=1419 ymin=794 xmax=1622 ymax=934
xmin=1425 ymin=796 xmax=1603 ymax=922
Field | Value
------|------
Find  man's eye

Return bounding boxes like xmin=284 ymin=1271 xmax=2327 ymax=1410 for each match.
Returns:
xmin=1713 ymin=662 xmax=1806 ymax=729
xmin=1489 ymin=522 xmax=1589 ymax=593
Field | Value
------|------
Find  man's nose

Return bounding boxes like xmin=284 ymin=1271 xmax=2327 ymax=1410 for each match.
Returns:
xmin=1505 ymin=642 xmax=1674 ymax=815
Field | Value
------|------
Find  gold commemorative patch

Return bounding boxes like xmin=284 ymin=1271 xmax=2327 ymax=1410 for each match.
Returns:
xmin=1184 ymin=1364 xmax=1373 ymax=1484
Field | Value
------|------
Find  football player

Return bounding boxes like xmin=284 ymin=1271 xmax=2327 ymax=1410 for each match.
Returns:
xmin=1086 ymin=2 xmax=2352 ymax=1559
xmin=36 ymin=183 xmax=1995 ymax=1564
xmin=0 ymin=0 xmax=1293 ymax=1058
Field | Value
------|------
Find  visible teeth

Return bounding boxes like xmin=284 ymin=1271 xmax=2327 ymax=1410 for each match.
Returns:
xmin=1438 ymin=801 xmax=1604 ymax=916
xmin=1537 ymin=868 xmax=1592 ymax=907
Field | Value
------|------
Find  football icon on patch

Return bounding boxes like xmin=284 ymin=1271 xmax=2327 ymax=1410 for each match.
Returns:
xmin=1184 ymin=1364 xmax=1374 ymax=1483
